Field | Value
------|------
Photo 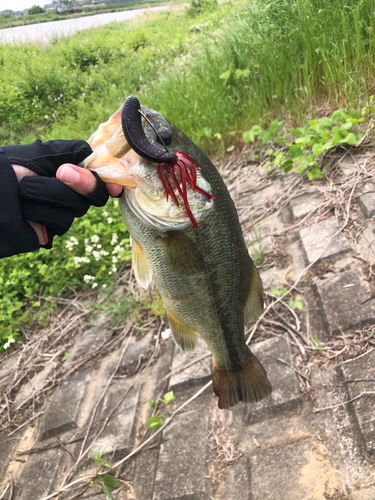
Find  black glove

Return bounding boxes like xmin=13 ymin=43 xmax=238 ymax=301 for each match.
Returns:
xmin=2 ymin=139 xmax=92 ymax=177
xmin=0 ymin=140 xmax=109 ymax=258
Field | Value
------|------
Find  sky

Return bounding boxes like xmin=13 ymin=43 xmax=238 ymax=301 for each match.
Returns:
xmin=0 ymin=0 xmax=48 ymax=12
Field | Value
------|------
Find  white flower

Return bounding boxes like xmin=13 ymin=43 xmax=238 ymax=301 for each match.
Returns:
xmin=113 ymin=245 xmax=123 ymax=254
xmin=103 ymin=210 xmax=109 ymax=217
xmin=92 ymin=251 xmax=101 ymax=261
xmin=92 ymin=282 xmax=98 ymax=289
xmin=112 ymin=266 xmax=117 ymax=273
xmin=112 ymin=256 xmax=118 ymax=264
xmin=91 ymin=235 xmax=100 ymax=243
xmin=85 ymin=245 xmax=93 ymax=253
xmin=44 ymin=115 xmax=49 ymax=120
xmin=111 ymin=233 xmax=118 ymax=245
xmin=3 ymin=342 xmax=9 ymax=350
xmin=107 ymin=218 xmax=113 ymax=224
xmin=83 ymin=275 xmax=95 ymax=283
xmin=102 ymin=284 xmax=107 ymax=288
xmin=161 ymin=328 xmax=171 ymax=339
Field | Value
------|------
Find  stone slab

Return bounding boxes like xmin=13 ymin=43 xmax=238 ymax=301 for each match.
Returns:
xmin=68 ymin=316 xmax=109 ymax=363
xmin=316 ymin=268 xmax=375 ymax=334
xmin=240 ymin=336 xmax=302 ymax=423
xmin=153 ymin=409 xmax=210 ymax=500
xmin=89 ymin=378 xmax=140 ymax=461
xmin=216 ymin=458 xmax=251 ymax=500
xmin=0 ymin=433 xmax=20 ymax=485
xmin=39 ymin=369 xmax=92 ymax=441
xmin=357 ymin=185 xmax=375 ymax=219
xmin=260 ymin=266 xmax=280 ymax=290
xmin=12 ymin=448 xmax=65 ymax=500
xmin=290 ymin=192 xmax=322 ymax=220
xmin=341 ymin=349 xmax=375 ymax=457
xmin=359 ymin=222 xmax=375 ymax=264
xmin=299 ymin=217 xmax=352 ymax=264
xmin=117 ymin=333 xmax=153 ymax=376
xmin=249 ymin=439 xmax=341 ymax=500
xmin=170 ymin=337 xmax=211 ymax=392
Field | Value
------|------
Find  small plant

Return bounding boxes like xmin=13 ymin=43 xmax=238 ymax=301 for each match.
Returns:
xmin=270 ymin=287 xmax=304 ymax=310
xmin=92 ymin=449 xmax=120 ymax=500
xmin=249 ymin=226 xmax=265 ymax=267
xmin=146 ymin=391 xmax=175 ymax=429
xmin=243 ymin=108 xmax=367 ymax=179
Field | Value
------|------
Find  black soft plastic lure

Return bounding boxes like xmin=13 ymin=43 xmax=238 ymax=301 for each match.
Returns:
xmin=121 ymin=96 xmax=214 ymax=228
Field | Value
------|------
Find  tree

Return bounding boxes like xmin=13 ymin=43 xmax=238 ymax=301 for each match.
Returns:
xmin=28 ymin=5 xmax=45 ymax=14
xmin=60 ymin=0 xmax=78 ymax=11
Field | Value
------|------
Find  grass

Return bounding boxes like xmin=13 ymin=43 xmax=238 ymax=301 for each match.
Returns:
xmin=140 ymin=0 xmax=375 ymax=151
xmin=1 ymin=0 xmax=375 ymax=350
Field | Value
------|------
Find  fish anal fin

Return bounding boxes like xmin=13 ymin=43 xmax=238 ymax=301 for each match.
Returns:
xmin=159 ymin=232 xmax=205 ymax=275
xmin=131 ymin=238 xmax=153 ymax=289
xmin=244 ymin=262 xmax=264 ymax=326
xmin=165 ymin=307 xmax=198 ymax=353
xmin=212 ymin=349 xmax=272 ymax=409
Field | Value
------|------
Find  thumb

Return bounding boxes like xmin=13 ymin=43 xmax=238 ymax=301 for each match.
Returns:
xmin=56 ymin=164 xmax=97 ymax=196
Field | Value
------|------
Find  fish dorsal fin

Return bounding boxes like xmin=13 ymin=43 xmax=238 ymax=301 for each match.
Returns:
xmin=165 ymin=307 xmax=198 ymax=353
xmin=159 ymin=232 xmax=205 ymax=275
xmin=244 ymin=262 xmax=264 ymax=326
xmin=131 ymin=237 xmax=153 ymax=289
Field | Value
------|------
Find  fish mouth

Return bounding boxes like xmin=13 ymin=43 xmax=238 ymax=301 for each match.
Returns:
xmin=81 ymin=97 xmax=215 ymax=228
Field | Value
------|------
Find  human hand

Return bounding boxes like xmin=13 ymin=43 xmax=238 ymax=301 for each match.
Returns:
xmin=12 ymin=163 xmax=122 ymax=245
xmin=3 ymin=139 xmax=116 ymax=250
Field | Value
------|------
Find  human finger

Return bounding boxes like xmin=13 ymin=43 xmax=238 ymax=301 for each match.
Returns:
xmin=56 ymin=164 xmax=97 ymax=196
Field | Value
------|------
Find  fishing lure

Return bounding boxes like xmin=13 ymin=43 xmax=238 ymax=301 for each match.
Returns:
xmin=121 ymin=96 xmax=214 ymax=228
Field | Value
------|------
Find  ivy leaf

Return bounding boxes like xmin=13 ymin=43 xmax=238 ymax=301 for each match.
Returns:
xmin=234 ymin=69 xmax=243 ymax=79
xmin=162 ymin=391 xmax=175 ymax=405
xmin=312 ymin=143 xmax=324 ymax=156
xmin=219 ymin=70 xmax=231 ymax=81
xmin=61 ymin=352 xmax=68 ymax=362
xmin=147 ymin=416 xmax=165 ymax=429
xmin=102 ymin=475 xmax=120 ymax=489
xmin=344 ymin=133 xmax=357 ymax=145
xmin=289 ymin=128 xmax=303 ymax=137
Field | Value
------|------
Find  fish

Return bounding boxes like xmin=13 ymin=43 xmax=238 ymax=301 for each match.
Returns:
xmin=81 ymin=96 xmax=272 ymax=409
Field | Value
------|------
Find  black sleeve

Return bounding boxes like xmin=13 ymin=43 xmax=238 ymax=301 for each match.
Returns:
xmin=0 ymin=148 xmax=39 ymax=258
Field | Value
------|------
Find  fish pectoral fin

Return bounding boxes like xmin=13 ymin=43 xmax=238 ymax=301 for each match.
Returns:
xmin=165 ymin=307 xmax=198 ymax=353
xmin=244 ymin=262 xmax=264 ymax=326
xmin=131 ymin=237 xmax=153 ymax=289
xmin=159 ymin=232 xmax=205 ymax=275
xmin=212 ymin=349 xmax=272 ymax=409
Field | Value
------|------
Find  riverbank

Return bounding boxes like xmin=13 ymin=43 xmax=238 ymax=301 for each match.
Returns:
xmin=0 ymin=4 xmax=168 ymax=44
xmin=0 ymin=0 xmax=173 ymax=30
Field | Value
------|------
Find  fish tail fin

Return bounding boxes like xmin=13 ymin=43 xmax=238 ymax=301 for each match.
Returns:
xmin=212 ymin=349 xmax=272 ymax=409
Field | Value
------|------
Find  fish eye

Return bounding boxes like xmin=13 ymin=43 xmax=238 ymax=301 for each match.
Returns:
xmin=156 ymin=129 xmax=172 ymax=147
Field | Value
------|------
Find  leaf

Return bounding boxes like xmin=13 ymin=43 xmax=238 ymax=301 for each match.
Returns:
xmin=94 ymin=457 xmax=112 ymax=469
xmin=162 ymin=391 xmax=175 ymax=405
xmin=289 ymin=298 xmax=304 ymax=310
xmin=260 ymin=130 xmax=273 ymax=143
xmin=227 ymin=145 xmax=235 ymax=152
xmin=270 ymin=287 xmax=288 ymax=298
xmin=234 ymin=69 xmax=242 ymax=79
xmin=219 ymin=70 xmax=231 ymax=81
xmin=312 ymin=168 xmax=324 ymax=179
xmin=319 ymin=117 xmax=332 ymax=128
xmin=289 ymin=146 xmax=303 ymax=160
xmin=61 ymin=352 xmax=68 ymax=362
xmin=269 ymin=120 xmax=283 ymax=135
xmin=243 ymin=131 xmax=255 ymax=143
xmin=147 ymin=416 xmax=165 ymax=429
xmin=242 ymin=69 xmax=250 ymax=78
xmin=312 ymin=143 xmax=324 ymax=156
xmin=102 ymin=475 xmax=120 ymax=489
xmin=344 ymin=133 xmax=357 ymax=145
xmin=289 ymin=128 xmax=303 ymax=138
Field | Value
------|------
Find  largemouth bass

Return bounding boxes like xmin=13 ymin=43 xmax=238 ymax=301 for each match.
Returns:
xmin=82 ymin=97 xmax=272 ymax=409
